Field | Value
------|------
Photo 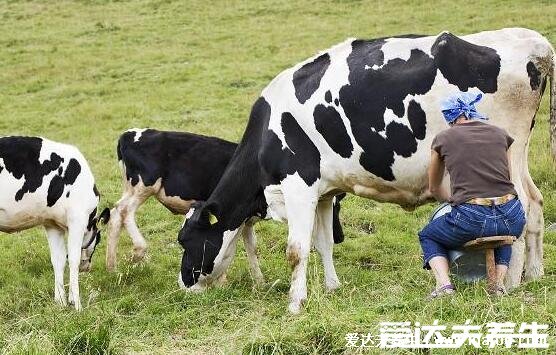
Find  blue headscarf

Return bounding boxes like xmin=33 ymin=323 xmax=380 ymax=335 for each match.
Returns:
xmin=440 ymin=91 xmax=488 ymax=124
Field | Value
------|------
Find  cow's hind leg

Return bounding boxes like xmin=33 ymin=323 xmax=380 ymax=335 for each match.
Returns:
xmin=45 ymin=226 xmax=67 ymax=307
xmin=282 ymin=177 xmax=319 ymax=314
xmin=122 ymin=186 xmax=151 ymax=263
xmin=313 ymin=199 xmax=340 ymax=292
xmin=242 ymin=222 xmax=264 ymax=286
xmin=523 ymin=170 xmax=544 ymax=281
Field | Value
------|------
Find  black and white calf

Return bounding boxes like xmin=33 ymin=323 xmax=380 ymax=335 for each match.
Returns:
xmin=179 ymin=28 xmax=555 ymax=313
xmin=107 ymin=129 xmax=346 ymax=283
xmin=0 ymin=136 xmax=109 ymax=310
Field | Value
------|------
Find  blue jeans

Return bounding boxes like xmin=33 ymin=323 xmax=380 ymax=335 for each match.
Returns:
xmin=418 ymin=198 xmax=526 ymax=269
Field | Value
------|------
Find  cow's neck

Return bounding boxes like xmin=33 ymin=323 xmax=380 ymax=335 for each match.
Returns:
xmin=206 ymin=100 xmax=269 ymax=231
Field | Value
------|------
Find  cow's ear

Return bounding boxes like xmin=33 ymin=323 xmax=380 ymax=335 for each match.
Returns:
xmin=98 ymin=208 xmax=110 ymax=225
xmin=197 ymin=203 xmax=218 ymax=226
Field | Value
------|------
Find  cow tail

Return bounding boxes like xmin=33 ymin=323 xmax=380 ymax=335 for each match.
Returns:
xmin=551 ymin=50 xmax=556 ymax=160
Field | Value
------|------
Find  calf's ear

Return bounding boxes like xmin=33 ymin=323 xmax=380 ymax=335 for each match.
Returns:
xmin=98 ymin=208 xmax=110 ymax=225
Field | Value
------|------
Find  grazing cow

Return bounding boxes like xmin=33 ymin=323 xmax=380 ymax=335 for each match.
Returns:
xmin=0 ymin=136 xmax=109 ymax=311
xmin=178 ymin=27 xmax=555 ymax=313
xmin=106 ymin=128 xmax=346 ymax=283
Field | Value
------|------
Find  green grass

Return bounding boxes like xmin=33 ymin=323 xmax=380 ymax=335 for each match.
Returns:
xmin=1 ymin=0 xmax=555 ymax=353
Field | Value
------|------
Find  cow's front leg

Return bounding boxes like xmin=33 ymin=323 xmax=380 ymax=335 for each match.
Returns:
xmin=45 ymin=226 xmax=67 ymax=307
xmin=106 ymin=197 xmax=127 ymax=271
xmin=67 ymin=220 xmax=85 ymax=311
xmin=242 ymin=222 xmax=265 ymax=286
xmin=313 ymin=199 xmax=340 ymax=292
xmin=282 ymin=177 xmax=318 ymax=314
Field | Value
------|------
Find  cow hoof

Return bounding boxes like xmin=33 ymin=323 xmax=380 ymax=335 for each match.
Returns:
xmin=214 ymin=273 xmax=228 ymax=287
xmin=325 ymin=278 xmax=341 ymax=292
xmin=288 ymin=301 xmax=303 ymax=315
xmin=55 ymin=296 xmax=68 ymax=307
xmin=253 ymin=276 xmax=266 ymax=288
xmin=132 ymin=249 xmax=146 ymax=263
xmin=187 ymin=283 xmax=206 ymax=293
xmin=523 ymin=265 xmax=544 ymax=281
xmin=106 ymin=258 xmax=117 ymax=272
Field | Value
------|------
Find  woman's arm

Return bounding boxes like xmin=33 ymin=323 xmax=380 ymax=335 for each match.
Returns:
xmin=428 ymin=149 xmax=450 ymax=202
xmin=507 ymin=149 xmax=512 ymax=180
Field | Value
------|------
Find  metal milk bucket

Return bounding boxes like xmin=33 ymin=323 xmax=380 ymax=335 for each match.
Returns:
xmin=430 ymin=203 xmax=486 ymax=282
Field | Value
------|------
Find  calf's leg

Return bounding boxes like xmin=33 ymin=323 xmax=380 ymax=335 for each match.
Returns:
xmin=123 ymin=195 xmax=149 ymax=262
xmin=313 ymin=199 xmax=340 ymax=292
xmin=45 ymin=226 xmax=67 ymax=307
xmin=106 ymin=194 xmax=128 ymax=271
xmin=67 ymin=220 xmax=86 ymax=311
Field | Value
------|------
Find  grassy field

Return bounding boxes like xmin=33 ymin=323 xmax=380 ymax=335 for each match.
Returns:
xmin=1 ymin=0 xmax=555 ymax=353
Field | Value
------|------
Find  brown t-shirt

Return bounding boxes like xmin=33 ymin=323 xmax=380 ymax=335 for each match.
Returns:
xmin=431 ymin=120 xmax=517 ymax=205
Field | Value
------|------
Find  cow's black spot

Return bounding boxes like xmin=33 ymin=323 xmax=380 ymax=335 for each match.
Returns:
xmin=47 ymin=158 xmax=81 ymax=207
xmin=431 ymin=32 xmax=500 ymax=93
xmin=313 ymin=104 xmax=353 ymax=158
xmin=526 ymin=61 xmax=541 ymax=91
xmin=325 ymin=90 xmax=332 ymax=103
xmin=93 ymin=184 xmax=99 ymax=197
xmin=281 ymin=112 xmax=321 ymax=185
xmin=334 ymin=98 xmax=339 ymax=106
xmin=407 ymin=100 xmax=427 ymax=140
xmin=260 ymin=110 xmax=321 ymax=186
xmin=0 ymin=137 xmax=65 ymax=201
xmin=87 ymin=208 xmax=97 ymax=230
xmin=292 ymin=53 xmax=331 ymax=104
xmin=359 ymin=132 xmax=395 ymax=180
xmin=66 ymin=191 xmax=70 ymax=198
xmin=339 ymin=39 xmax=436 ymax=180
xmin=386 ymin=121 xmax=417 ymax=157
xmin=47 ymin=176 xmax=64 ymax=207
xmin=65 ymin=159 xmax=81 ymax=183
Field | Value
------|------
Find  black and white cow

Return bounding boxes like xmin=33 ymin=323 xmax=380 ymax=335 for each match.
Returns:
xmin=107 ymin=128 xmax=346 ymax=284
xmin=0 ymin=136 xmax=109 ymax=310
xmin=178 ymin=28 xmax=555 ymax=313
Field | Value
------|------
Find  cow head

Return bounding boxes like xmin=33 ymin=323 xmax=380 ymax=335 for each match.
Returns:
xmin=177 ymin=201 xmax=224 ymax=288
xmin=80 ymin=207 xmax=110 ymax=272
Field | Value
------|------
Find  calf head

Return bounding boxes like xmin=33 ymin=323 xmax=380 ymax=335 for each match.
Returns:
xmin=178 ymin=201 xmax=224 ymax=288
xmin=81 ymin=207 xmax=110 ymax=272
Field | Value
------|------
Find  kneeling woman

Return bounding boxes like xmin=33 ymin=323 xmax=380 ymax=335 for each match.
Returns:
xmin=419 ymin=91 xmax=526 ymax=298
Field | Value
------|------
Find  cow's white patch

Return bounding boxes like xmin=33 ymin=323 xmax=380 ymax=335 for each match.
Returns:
xmin=127 ymin=128 xmax=148 ymax=143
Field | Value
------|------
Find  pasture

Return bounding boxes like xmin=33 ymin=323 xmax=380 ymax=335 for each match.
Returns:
xmin=0 ymin=0 xmax=555 ymax=353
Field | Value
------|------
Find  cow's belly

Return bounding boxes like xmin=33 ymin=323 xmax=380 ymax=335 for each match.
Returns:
xmin=155 ymin=187 xmax=194 ymax=215
xmin=318 ymin=151 xmax=433 ymax=209
xmin=0 ymin=208 xmax=44 ymax=233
